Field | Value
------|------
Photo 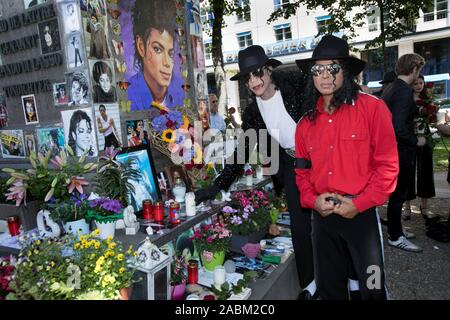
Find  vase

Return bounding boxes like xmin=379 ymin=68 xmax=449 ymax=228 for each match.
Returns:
xmin=95 ymin=220 xmax=116 ymax=240
xmin=269 ymin=208 xmax=279 ymax=224
xmin=201 ymin=251 xmax=225 ymax=272
xmin=172 ymin=186 xmax=186 ymax=203
xmin=170 ymin=282 xmax=186 ymax=300
xmin=119 ymin=286 xmax=133 ymax=300
xmin=63 ymin=219 xmax=89 ymax=237
xmin=230 ymin=228 xmax=267 ymax=254
xmin=256 ymin=167 xmax=264 ymax=179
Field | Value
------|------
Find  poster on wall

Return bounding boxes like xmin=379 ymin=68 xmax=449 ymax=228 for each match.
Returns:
xmin=125 ymin=119 xmax=150 ymax=147
xmin=194 ymin=69 xmax=207 ymax=99
xmin=187 ymin=0 xmax=202 ymax=37
xmin=118 ymin=0 xmax=184 ymax=111
xmin=81 ymin=2 xmax=110 ymax=60
xmin=53 ymin=82 xmax=69 ymax=106
xmin=61 ymin=1 xmax=81 ymax=34
xmin=66 ymin=33 xmax=86 ymax=69
xmin=190 ymin=35 xmax=205 ymax=69
xmin=93 ymin=103 xmax=122 ymax=151
xmin=38 ymin=19 xmax=62 ymax=55
xmin=0 ymin=95 xmax=8 ymax=128
xmin=0 ymin=130 xmax=26 ymax=159
xmin=89 ymin=60 xmax=117 ymax=103
xmin=61 ymin=108 xmax=98 ymax=157
xmin=66 ymin=71 xmax=90 ymax=106
xmin=24 ymin=0 xmax=47 ymax=9
xmin=21 ymin=94 xmax=39 ymax=125
xmin=24 ymin=132 xmax=37 ymax=156
xmin=36 ymin=127 xmax=65 ymax=157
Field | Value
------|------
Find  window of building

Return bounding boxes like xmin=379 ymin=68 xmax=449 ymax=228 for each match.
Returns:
xmin=204 ymin=41 xmax=212 ymax=60
xmin=237 ymin=31 xmax=253 ymax=49
xmin=423 ymin=0 xmax=448 ymax=21
xmin=274 ymin=0 xmax=290 ymax=11
xmin=235 ymin=0 xmax=250 ymax=22
xmin=360 ymin=46 xmax=399 ymax=83
xmin=274 ymin=24 xmax=292 ymax=41
xmin=315 ymin=15 xmax=332 ymax=33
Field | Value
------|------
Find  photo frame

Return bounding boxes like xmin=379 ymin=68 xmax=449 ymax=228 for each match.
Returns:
xmin=21 ymin=94 xmax=39 ymax=125
xmin=53 ymin=82 xmax=69 ymax=106
xmin=115 ymin=144 xmax=161 ymax=213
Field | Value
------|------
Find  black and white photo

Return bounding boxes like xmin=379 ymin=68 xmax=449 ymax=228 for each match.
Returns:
xmin=66 ymin=33 xmax=85 ymax=69
xmin=21 ymin=94 xmax=39 ymax=125
xmin=61 ymin=1 xmax=81 ymax=34
xmin=38 ymin=19 xmax=61 ymax=55
xmin=66 ymin=71 xmax=90 ymax=106
xmin=61 ymin=108 xmax=98 ymax=157
xmin=90 ymin=60 xmax=117 ymax=103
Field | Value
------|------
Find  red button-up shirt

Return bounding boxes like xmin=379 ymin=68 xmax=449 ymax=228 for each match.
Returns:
xmin=295 ymin=93 xmax=399 ymax=213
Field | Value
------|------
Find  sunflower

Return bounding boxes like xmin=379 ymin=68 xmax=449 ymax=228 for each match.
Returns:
xmin=162 ymin=128 xmax=176 ymax=143
xmin=151 ymin=101 xmax=169 ymax=112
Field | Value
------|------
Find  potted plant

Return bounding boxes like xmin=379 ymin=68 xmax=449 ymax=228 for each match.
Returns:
xmin=170 ymin=253 xmax=188 ymax=300
xmin=85 ymin=197 xmax=123 ymax=239
xmin=190 ymin=222 xmax=232 ymax=272
xmin=46 ymin=194 xmax=90 ymax=237
xmin=224 ymin=189 xmax=272 ymax=253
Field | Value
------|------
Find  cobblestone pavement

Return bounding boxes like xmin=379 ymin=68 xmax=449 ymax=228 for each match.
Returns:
xmin=379 ymin=172 xmax=450 ymax=300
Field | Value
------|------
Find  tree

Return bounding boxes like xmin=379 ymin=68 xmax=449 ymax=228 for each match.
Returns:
xmin=268 ymin=0 xmax=432 ymax=73
xmin=202 ymin=0 xmax=250 ymax=115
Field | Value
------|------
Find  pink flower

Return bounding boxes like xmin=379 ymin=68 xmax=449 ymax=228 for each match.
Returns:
xmin=68 ymin=176 xmax=89 ymax=194
xmin=6 ymin=180 xmax=26 ymax=206
xmin=202 ymin=251 xmax=213 ymax=262
xmin=50 ymin=156 xmax=65 ymax=169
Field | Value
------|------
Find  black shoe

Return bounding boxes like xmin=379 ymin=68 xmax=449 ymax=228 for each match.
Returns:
xmin=349 ymin=290 xmax=361 ymax=300
xmin=298 ymin=290 xmax=319 ymax=300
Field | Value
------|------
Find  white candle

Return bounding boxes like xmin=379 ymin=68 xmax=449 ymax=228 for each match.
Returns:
xmin=214 ymin=266 xmax=226 ymax=289
xmin=185 ymin=192 xmax=196 ymax=217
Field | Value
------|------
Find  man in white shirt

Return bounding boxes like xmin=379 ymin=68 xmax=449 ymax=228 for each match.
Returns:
xmin=208 ymin=94 xmax=226 ymax=133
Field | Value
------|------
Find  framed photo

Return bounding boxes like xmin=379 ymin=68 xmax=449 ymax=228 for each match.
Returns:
xmin=66 ymin=70 xmax=90 ymax=106
xmin=38 ymin=19 xmax=61 ymax=55
xmin=24 ymin=132 xmax=36 ymax=156
xmin=0 ymin=130 xmax=26 ymax=159
xmin=21 ymin=94 xmax=39 ymax=125
xmin=115 ymin=145 xmax=161 ymax=213
xmin=66 ymin=33 xmax=86 ymax=69
xmin=60 ymin=1 xmax=81 ymax=34
xmin=36 ymin=127 xmax=65 ymax=157
xmin=61 ymin=108 xmax=98 ymax=157
xmin=53 ymin=82 xmax=69 ymax=106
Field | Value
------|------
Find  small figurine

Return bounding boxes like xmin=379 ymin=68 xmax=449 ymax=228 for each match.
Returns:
xmin=124 ymin=205 xmax=139 ymax=235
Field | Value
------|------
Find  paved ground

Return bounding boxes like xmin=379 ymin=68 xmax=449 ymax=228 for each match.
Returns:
xmin=379 ymin=172 xmax=450 ymax=300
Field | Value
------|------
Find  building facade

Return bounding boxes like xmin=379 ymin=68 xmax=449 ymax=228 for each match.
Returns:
xmin=202 ymin=0 xmax=450 ymax=113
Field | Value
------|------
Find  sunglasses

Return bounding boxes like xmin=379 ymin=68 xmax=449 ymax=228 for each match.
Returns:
xmin=310 ymin=63 xmax=342 ymax=77
xmin=242 ymin=67 xmax=266 ymax=83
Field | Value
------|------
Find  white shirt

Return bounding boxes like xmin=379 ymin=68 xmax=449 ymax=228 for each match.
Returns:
xmin=210 ymin=112 xmax=226 ymax=132
xmin=256 ymin=90 xmax=296 ymax=149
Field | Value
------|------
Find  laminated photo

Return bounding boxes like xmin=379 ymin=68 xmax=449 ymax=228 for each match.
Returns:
xmin=0 ymin=129 xmax=26 ymax=159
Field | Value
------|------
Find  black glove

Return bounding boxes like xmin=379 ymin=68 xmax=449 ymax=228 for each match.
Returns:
xmin=194 ymin=184 xmax=220 ymax=205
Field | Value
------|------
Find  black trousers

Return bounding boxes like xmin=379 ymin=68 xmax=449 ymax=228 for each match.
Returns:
xmin=313 ymin=208 xmax=387 ymax=300
xmin=278 ymin=156 xmax=314 ymax=289
xmin=388 ymin=146 xmax=416 ymax=240
xmin=407 ymin=144 xmax=436 ymax=200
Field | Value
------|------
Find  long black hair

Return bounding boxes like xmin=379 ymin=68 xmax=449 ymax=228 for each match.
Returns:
xmin=302 ymin=59 xmax=360 ymax=121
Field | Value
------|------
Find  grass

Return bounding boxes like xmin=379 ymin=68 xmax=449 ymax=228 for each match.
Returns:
xmin=434 ymin=136 xmax=450 ymax=172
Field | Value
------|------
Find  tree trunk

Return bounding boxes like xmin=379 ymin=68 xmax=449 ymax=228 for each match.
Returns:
xmin=379 ymin=1 xmax=387 ymax=74
xmin=211 ymin=0 xmax=228 ymax=116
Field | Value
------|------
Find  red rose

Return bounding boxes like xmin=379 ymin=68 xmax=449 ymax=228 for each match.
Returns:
xmin=228 ymin=107 xmax=236 ymax=114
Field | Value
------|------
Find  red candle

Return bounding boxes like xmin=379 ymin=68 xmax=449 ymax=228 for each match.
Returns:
xmin=7 ymin=216 xmax=21 ymax=236
xmin=142 ymin=200 xmax=153 ymax=220
xmin=188 ymin=260 xmax=198 ymax=284
xmin=169 ymin=202 xmax=180 ymax=224
xmin=153 ymin=201 xmax=164 ymax=222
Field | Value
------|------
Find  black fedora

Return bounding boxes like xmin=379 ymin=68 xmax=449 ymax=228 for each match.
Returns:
xmin=295 ymin=35 xmax=366 ymax=76
xmin=379 ymin=71 xmax=397 ymax=84
xmin=230 ymin=45 xmax=282 ymax=81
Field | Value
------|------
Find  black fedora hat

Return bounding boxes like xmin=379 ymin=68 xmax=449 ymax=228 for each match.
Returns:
xmin=230 ymin=45 xmax=282 ymax=81
xmin=295 ymin=35 xmax=366 ymax=76
xmin=379 ymin=71 xmax=397 ymax=84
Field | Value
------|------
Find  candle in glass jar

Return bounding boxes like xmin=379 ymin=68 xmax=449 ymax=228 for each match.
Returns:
xmin=213 ymin=266 xmax=226 ymax=289
xmin=153 ymin=201 xmax=164 ymax=222
xmin=7 ymin=216 xmax=21 ymax=236
xmin=188 ymin=260 xmax=198 ymax=284
xmin=185 ymin=192 xmax=196 ymax=217
xmin=142 ymin=199 xmax=153 ymax=220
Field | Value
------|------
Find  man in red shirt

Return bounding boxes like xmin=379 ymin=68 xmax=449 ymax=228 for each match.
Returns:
xmin=295 ymin=35 xmax=399 ymax=300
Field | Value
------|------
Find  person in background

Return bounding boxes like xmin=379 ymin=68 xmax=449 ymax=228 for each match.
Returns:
xmin=373 ymin=71 xmax=396 ymax=98
xmin=208 ymin=93 xmax=226 ymax=133
xmin=295 ymin=35 xmax=399 ymax=300
xmin=382 ymin=53 xmax=426 ymax=252
xmin=403 ymin=74 xmax=438 ymax=221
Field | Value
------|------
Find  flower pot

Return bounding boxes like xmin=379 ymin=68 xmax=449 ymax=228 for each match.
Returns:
xmin=170 ymin=282 xmax=186 ymax=300
xmin=63 ymin=219 xmax=90 ymax=237
xmin=231 ymin=228 xmax=267 ymax=254
xmin=269 ymin=208 xmax=279 ymax=224
xmin=95 ymin=220 xmax=116 ymax=240
xmin=201 ymin=251 xmax=225 ymax=272
xmin=0 ymin=200 xmax=42 ymax=231
xmin=119 ymin=286 xmax=133 ymax=300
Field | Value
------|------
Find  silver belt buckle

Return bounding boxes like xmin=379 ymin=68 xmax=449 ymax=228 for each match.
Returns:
xmin=285 ymin=148 xmax=296 ymax=158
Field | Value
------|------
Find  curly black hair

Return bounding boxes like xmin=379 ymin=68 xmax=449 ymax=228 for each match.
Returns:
xmin=301 ymin=60 xmax=360 ymax=121
xmin=132 ymin=0 xmax=177 ymax=71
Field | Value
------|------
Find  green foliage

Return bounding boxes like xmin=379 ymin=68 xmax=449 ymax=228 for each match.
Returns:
xmin=210 ymin=271 xmax=257 ymax=300
xmin=0 ymin=176 xmax=12 ymax=204
xmin=47 ymin=196 xmax=90 ymax=224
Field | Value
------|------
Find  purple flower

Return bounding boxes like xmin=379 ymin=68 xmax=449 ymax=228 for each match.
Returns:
xmin=231 ymin=216 xmax=242 ymax=225
xmin=222 ymin=206 xmax=237 ymax=214
xmin=167 ymin=111 xmax=183 ymax=128
xmin=243 ymin=205 xmax=254 ymax=213
xmin=152 ymin=115 xmax=168 ymax=132
xmin=101 ymin=199 xmax=122 ymax=213
xmin=242 ymin=211 xmax=249 ymax=220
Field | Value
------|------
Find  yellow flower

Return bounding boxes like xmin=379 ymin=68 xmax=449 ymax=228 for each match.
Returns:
xmin=151 ymin=101 xmax=169 ymax=112
xmin=117 ymin=254 xmax=124 ymax=261
xmin=36 ymin=240 xmax=41 ymax=246
xmin=74 ymin=243 xmax=80 ymax=250
xmin=28 ymin=251 xmax=32 ymax=257
xmin=90 ymin=253 xmax=96 ymax=260
xmin=108 ymin=242 xmax=116 ymax=250
xmin=207 ymin=162 xmax=214 ymax=169
xmin=119 ymin=267 xmax=125 ymax=274
xmin=50 ymin=261 xmax=55 ymax=267
xmin=80 ymin=235 xmax=87 ymax=241
xmin=94 ymin=229 xmax=100 ymax=236
xmin=162 ymin=129 xmax=175 ymax=143
xmin=46 ymin=266 xmax=51 ymax=271
xmin=133 ymin=252 xmax=137 ymax=257
xmin=94 ymin=241 xmax=100 ymax=249
xmin=34 ymin=249 xmax=39 ymax=255
xmin=193 ymin=143 xmax=203 ymax=164
xmin=182 ymin=114 xmax=190 ymax=129
xmin=106 ymin=235 xmax=113 ymax=243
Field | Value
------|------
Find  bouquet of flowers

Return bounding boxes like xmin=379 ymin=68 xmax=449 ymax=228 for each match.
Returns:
xmin=170 ymin=253 xmax=188 ymax=286
xmin=223 ymin=189 xmax=272 ymax=236
xmin=85 ymin=197 xmax=123 ymax=223
xmin=190 ymin=223 xmax=232 ymax=259
xmin=415 ymin=82 xmax=439 ymax=147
